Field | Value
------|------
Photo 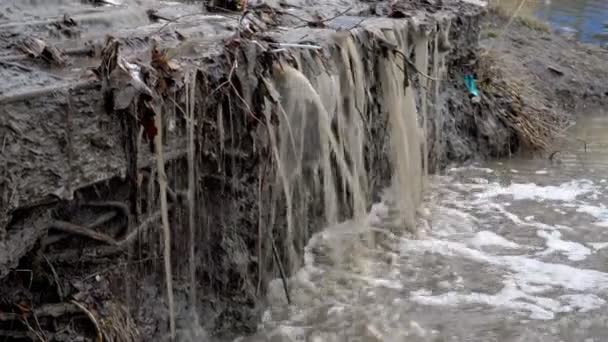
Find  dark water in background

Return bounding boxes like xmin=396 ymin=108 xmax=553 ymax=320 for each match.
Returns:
xmin=533 ymin=0 xmax=608 ymax=45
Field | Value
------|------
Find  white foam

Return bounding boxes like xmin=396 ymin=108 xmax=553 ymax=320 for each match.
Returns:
xmin=559 ymin=294 xmax=606 ymax=313
xmin=401 ymin=238 xmax=608 ymax=292
xmin=477 ymin=180 xmax=597 ymax=202
xmin=536 ymin=230 xmax=591 ymax=261
xmin=448 ymin=166 xmax=494 ymax=174
xmin=461 ymin=0 xmax=488 ymax=7
xmin=577 ymin=204 xmax=608 ymax=219
xmin=589 ymin=242 xmax=608 ymax=251
xmin=405 ymin=237 xmax=608 ymax=319
xmin=411 ymin=280 xmax=562 ymax=320
xmin=535 ymin=170 xmax=549 ymax=175
xmin=470 ymin=231 xmax=520 ymax=249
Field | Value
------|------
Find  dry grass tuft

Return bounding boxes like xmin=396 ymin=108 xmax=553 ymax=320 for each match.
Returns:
xmin=516 ymin=16 xmax=551 ymax=32
xmin=476 ymin=52 xmax=569 ymax=151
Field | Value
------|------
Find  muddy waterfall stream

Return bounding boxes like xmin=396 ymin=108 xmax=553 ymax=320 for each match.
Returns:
xmin=235 ymin=112 xmax=608 ymax=341
xmin=3 ymin=0 xmax=608 ymax=340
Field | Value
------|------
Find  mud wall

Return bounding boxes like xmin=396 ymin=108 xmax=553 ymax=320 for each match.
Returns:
xmin=0 ymin=1 xmax=515 ymax=340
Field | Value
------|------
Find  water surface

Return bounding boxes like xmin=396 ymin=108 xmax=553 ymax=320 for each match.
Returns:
xmin=497 ymin=0 xmax=608 ymax=45
xmin=235 ymin=112 xmax=608 ymax=341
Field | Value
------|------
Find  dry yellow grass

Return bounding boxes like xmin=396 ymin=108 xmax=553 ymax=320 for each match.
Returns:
xmin=476 ymin=53 xmax=568 ymax=151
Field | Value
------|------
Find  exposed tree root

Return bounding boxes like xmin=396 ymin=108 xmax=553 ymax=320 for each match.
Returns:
xmin=50 ymin=220 xmax=118 ymax=245
xmin=71 ymin=301 xmax=103 ymax=342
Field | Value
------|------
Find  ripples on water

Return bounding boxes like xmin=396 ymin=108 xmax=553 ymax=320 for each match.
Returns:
xmin=235 ymin=112 xmax=608 ymax=341
xmin=495 ymin=0 xmax=608 ymax=45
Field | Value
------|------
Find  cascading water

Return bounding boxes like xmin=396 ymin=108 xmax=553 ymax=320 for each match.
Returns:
xmin=231 ymin=19 xmax=446 ymax=342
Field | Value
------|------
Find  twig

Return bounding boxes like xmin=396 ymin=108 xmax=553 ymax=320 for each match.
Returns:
xmin=155 ymin=9 xmax=239 ymax=33
xmin=269 ymin=43 xmax=322 ymax=50
xmin=70 ymin=301 xmax=102 ymax=342
xmin=20 ymin=317 xmax=47 ymax=342
xmin=154 ymin=106 xmax=176 ymax=341
xmin=86 ymin=211 xmax=119 ymax=229
xmin=49 ymin=220 xmax=118 ymax=245
xmin=0 ymin=60 xmax=37 ymax=73
xmin=129 ymin=210 xmax=161 ymax=249
xmin=576 ymin=138 xmax=588 ymax=152
xmin=64 ymin=95 xmax=75 ymax=201
xmin=0 ymin=330 xmax=38 ymax=339
xmin=82 ymin=201 xmax=130 ymax=220
xmin=0 ymin=80 xmax=99 ymax=104
xmin=347 ymin=18 xmax=367 ymax=31
xmin=271 ymin=237 xmax=291 ymax=304
xmin=393 ymin=49 xmax=441 ymax=81
xmin=213 ymin=57 xmax=264 ymax=125
xmin=488 ymin=0 xmax=529 ymax=51
xmin=0 ymin=303 xmax=80 ymax=321
xmin=211 ymin=60 xmax=238 ymax=95
xmin=293 ymin=6 xmax=353 ymax=28
xmin=43 ymin=211 xmax=117 ymax=246
xmin=373 ymin=37 xmax=441 ymax=81
xmin=186 ymin=70 xmax=198 ymax=310
xmin=42 ymin=254 xmax=64 ymax=301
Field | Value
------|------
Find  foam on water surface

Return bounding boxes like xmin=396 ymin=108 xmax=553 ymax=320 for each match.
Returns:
xmin=469 ymin=231 xmax=521 ymax=249
xmin=477 ymin=180 xmax=598 ymax=202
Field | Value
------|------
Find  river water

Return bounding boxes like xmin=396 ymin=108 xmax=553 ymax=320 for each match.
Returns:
xmin=234 ymin=111 xmax=608 ymax=341
xmin=495 ymin=0 xmax=608 ymax=45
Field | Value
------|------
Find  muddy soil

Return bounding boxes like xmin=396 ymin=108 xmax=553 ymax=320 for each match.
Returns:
xmin=481 ymin=10 xmax=608 ymax=118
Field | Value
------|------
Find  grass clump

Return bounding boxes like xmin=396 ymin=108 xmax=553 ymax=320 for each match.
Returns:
xmin=517 ymin=16 xmax=551 ymax=33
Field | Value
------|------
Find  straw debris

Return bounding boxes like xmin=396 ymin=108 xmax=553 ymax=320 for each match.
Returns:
xmin=476 ymin=52 xmax=568 ymax=151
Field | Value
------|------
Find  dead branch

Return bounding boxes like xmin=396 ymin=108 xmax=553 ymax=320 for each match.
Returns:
xmin=0 ymin=80 xmax=99 ymax=105
xmin=373 ymin=36 xmax=441 ymax=81
xmin=86 ymin=211 xmax=119 ymax=229
xmin=49 ymin=220 xmax=118 ymax=245
xmin=43 ymin=211 xmax=117 ymax=246
xmin=0 ymin=60 xmax=39 ymax=73
xmin=294 ymin=6 xmax=353 ymax=29
xmin=0 ymin=329 xmax=40 ymax=339
xmin=155 ymin=10 xmax=239 ymax=34
xmin=45 ymin=208 xmax=167 ymax=263
xmin=0 ymin=303 xmax=80 ymax=321
xmin=118 ymin=209 xmax=164 ymax=246
xmin=70 ymin=301 xmax=103 ymax=342
xmin=42 ymin=254 xmax=64 ymax=301
xmin=212 ymin=57 xmax=263 ymax=125
xmin=154 ymin=107 xmax=176 ymax=340
xmin=19 ymin=318 xmax=47 ymax=342
xmin=271 ymin=237 xmax=291 ymax=305
xmin=82 ymin=201 xmax=130 ymax=220
xmin=186 ymin=71 xmax=198 ymax=309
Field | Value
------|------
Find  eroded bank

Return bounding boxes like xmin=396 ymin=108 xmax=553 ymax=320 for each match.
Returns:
xmin=0 ymin=1 xmax=528 ymax=340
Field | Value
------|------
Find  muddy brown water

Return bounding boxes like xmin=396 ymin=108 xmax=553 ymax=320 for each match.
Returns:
xmin=232 ymin=111 xmax=608 ymax=342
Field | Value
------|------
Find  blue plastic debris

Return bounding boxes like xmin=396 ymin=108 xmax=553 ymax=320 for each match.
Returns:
xmin=464 ymin=74 xmax=479 ymax=97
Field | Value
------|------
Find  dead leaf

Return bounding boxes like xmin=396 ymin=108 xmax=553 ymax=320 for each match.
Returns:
xmin=20 ymin=37 xmax=65 ymax=66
